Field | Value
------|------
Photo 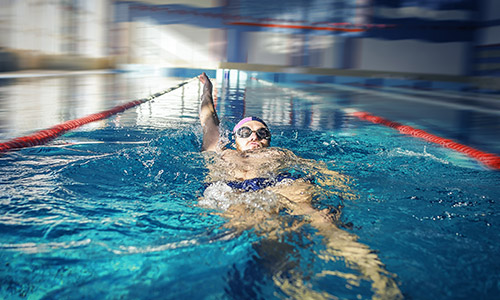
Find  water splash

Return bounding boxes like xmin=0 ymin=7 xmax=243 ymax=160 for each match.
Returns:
xmin=200 ymin=181 xmax=280 ymax=212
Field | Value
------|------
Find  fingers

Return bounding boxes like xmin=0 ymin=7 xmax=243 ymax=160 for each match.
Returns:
xmin=199 ymin=72 xmax=211 ymax=83
xmin=198 ymin=72 xmax=207 ymax=84
xmin=200 ymin=72 xmax=213 ymax=92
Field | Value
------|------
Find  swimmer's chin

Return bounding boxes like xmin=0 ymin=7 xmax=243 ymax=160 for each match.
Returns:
xmin=241 ymin=143 xmax=265 ymax=152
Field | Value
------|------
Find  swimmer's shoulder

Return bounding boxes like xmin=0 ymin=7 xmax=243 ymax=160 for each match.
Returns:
xmin=260 ymin=147 xmax=294 ymax=159
xmin=220 ymin=148 xmax=238 ymax=158
xmin=218 ymin=147 xmax=292 ymax=160
xmin=266 ymin=147 xmax=288 ymax=155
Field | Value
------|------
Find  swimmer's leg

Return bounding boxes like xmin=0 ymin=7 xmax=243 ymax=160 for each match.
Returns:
xmin=272 ymin=189 xmax=402 ymax=299
xmin=305 ymin=209 xmax=403 ymax=300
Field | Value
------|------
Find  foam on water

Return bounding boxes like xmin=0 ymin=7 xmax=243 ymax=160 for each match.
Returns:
xmin=386 ymin=146 xmax=450 ymax=165
xmin=200 ymin=181 xmax=281 ymax=212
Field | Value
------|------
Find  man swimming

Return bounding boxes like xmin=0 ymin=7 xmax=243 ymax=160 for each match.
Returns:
xmin=197 ymin=72 xmax=403 ymax=300
xmin=199 ymin=72 xmax=313 ymax=196
xmin=200 ymin=73 xmax=288 ymax=179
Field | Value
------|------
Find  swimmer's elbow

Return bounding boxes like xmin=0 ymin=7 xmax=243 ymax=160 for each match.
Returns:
xmin=201 ymin=141 xmax=219 ymax=152
xmin=201 ymin=129 xmax=220 ymax=152
xmin=201 ymin=145 xmax=217 ymax=152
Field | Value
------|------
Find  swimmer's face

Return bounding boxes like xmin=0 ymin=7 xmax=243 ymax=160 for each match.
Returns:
xmin=235 ymin=121 xmax=271 ymax=152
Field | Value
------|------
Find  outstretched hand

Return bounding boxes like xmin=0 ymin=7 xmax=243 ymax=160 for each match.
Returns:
xmin=199 ymin=72 xmax=212 ymax=86
xmin=199 ymin=72 xmax=206 ymax=83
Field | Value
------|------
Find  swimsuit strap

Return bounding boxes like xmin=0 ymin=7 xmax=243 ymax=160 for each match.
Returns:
xmin=226 ymin=172 xmax=308 ymax=192
xmin=204 ymin=172 xmax=313 ymax=193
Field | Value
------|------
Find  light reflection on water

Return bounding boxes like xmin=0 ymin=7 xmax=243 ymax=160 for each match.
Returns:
xmin=0 ymin=72 xmax=202 ymax=140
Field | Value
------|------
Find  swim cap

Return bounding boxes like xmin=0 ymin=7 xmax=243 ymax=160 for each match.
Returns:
xmin=233 ymin=116 xmax=269 ymax=133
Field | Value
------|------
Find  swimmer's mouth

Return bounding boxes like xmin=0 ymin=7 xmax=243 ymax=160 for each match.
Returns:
xmin=248 ymin=142 xmax=261 ymax=148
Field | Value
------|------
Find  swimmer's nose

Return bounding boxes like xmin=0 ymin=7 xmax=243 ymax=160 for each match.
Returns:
xmin=249 ymin=131 xmax=258 ymax=141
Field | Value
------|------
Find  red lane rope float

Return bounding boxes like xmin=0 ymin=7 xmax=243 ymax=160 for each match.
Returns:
xmin=351 ymin=111 xmax=500 ymax=170
xmin=226 ymin=22 xmax=367 ymax=32
xmin=0 ymin=77 xmax=197 ymax=153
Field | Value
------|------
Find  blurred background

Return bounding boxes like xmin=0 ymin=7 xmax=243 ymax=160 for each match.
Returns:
xmin=0 ymin=0 xmax=499 ymax=87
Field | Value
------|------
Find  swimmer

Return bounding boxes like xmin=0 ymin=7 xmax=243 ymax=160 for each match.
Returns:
xmin=199 ymin=72 xmax=288 ymax=182
xmin=199 ymin=72 xmax=347 ymax=219
xmin=198 ymin=72 xmax=402 ymax=300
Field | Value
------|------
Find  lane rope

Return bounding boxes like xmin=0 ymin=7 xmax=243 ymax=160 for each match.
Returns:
xmin=351 ymin=111 xmax=500 ymax=170
xmin=226 ymin=22 xmax=366 ymax=32
xmin=0 ymin=76 xmax=198 ymax=153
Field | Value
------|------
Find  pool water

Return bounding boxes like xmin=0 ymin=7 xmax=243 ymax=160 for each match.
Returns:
xmin=0 ymin=70 xmax=499 ymax=299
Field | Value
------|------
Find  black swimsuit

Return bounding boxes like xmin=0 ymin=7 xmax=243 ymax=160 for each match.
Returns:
xmin=224 ymin=172 xmax=311 ymax=192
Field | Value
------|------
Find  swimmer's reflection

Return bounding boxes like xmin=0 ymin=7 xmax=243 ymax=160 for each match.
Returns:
xmin=197 ymin=73 xmax=402 ymax=300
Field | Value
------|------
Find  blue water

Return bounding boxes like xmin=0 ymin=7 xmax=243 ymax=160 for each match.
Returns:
xmin=1 ymin=71 xmax=499 ymax=299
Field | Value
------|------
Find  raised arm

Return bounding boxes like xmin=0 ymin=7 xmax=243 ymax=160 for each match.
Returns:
xmin=199 ymin=72 xmax=220 ymax=152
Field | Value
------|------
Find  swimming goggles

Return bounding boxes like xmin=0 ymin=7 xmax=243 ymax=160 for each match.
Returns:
xmin=235 ymin=126 xmax=271 ymax=140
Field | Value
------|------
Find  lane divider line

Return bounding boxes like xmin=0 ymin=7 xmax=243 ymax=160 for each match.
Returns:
xmin=351 ymin=111 xmax=500 ymax=170
xmin=227 ymin=21 xmax=366 ymax=32
xmin=323 ymin=82 xmax=500 ymax=117
xmin=0 ymin=77 xmax=197 ymax=153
